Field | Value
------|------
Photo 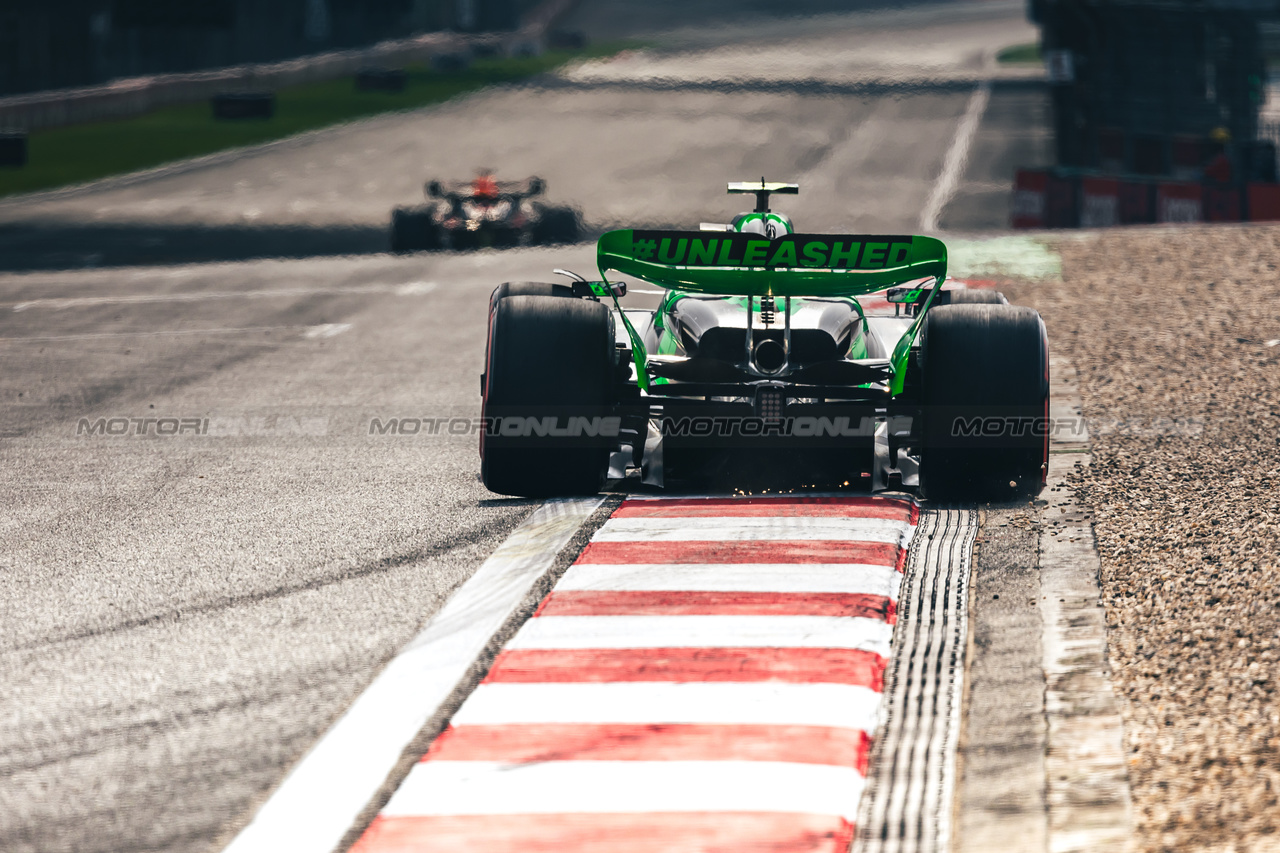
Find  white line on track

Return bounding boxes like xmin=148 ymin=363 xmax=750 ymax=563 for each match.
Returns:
xmin=10 ymin=281 xmax=436 ymax=312
xmin=451 ymin=682 xmax=883 ymax=729
xmin=0 ymin=325 xmax=296 ymax=342
xmin=0 ymin=324 xmax=352 ymax=343
xmin=383 ymin=760 xmax=868 ymax=818
xmin=594 ymin=516 xmax=914 ymax=543
xmin=221 ymin=497 xmax=603 ymax=853
xmin=507 ymin=614 xmax=893 ymax=652
xmin=556 ymin=562 xmax=904 ymax=597
xmin=919 ymin=81 xmax=991 ymax=232
xmin=302 ymin=323 xmax=353 ymax=339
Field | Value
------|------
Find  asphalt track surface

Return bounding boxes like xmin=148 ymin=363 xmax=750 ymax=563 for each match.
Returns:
xmin=0 ymin=3 xmax=1047 ymax=851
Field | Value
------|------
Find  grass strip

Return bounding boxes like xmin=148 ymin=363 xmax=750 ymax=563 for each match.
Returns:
xmin=0 ymin=44 xmax=627 ymax=199
xmin=996 ymin=43 xmax=1041 ymax=65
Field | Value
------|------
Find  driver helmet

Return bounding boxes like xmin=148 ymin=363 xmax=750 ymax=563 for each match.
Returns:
xmin=471 ymin=172 xmax=499 ymax=200
xmin=732 ymin=211 xmax=794 ymax=238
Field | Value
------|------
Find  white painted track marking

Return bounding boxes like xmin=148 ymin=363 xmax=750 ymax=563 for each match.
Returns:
xmin=221 ymin=497 xmax=603 ymax=853
xmin=303 ymin=323 xmax=353 ymax=339
xmin=0 ymin=325 xmax=295 ymax=343
xmin=594 ymin=516 xmax=914 ymax=543
xmin=451 ymin=681 xmax=884 ymax=729
xmin=352 ymin=495 xmax=918 ymax=852
xmin=557 ymin=562 xmax=904 ymax=597
xmin=383 ymin=760 xmax=867 ymax=819
xmin=919 ymin=81 xmax=991 ymax=232
xmin=508 ymin=614 xmax=894 ymax=652
xmin=10 ymin=281 xmax=437 ymax=312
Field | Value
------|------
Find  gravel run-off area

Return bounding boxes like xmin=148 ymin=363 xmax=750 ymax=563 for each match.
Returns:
xmin=1003 ymin=225 xmax=1280 ymax=853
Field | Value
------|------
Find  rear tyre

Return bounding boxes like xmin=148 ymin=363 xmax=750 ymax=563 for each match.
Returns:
xmin=920 ymin=304 xmax=1049 ymax=501
xmin=483 ymin=283 xmax=578 ymax=389
xmin=390 ymin=207 xmax=440 ymax=253
xmin=488 ymin=281 xmax=575 ymax=312
xmin=532 ymin=206 xmax=580 ymax=245
xmin=946 ymin=289 xmax=1006 ymax=305
xmin=481 ymin=295 xmax=615 ymax=497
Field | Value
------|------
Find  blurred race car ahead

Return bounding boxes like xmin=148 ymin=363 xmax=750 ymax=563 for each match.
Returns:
xmin=479 ymin=180 xmax=1051 ymax=501
xmin=390 ymin=172 xmax=580 ymax=252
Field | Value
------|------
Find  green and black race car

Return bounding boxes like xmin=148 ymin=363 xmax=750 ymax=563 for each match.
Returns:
xmin=479 ymin=181 xmax=1049 ymax=500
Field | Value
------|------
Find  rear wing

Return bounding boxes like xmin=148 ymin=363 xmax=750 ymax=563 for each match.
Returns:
xmin=427 ymin=177 xmax=544 ymax=199
xmin=597 ymin=229 xmax=947 ymax=297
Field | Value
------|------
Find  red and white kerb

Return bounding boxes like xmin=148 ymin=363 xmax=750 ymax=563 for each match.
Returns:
xmin=352 ymin=495 xmax=918 ymax=853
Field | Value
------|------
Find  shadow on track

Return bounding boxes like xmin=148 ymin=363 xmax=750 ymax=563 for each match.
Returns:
xmin=0 ymin=221 xmax=390 ymax=272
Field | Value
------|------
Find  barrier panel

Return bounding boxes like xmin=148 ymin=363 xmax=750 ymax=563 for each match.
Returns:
xmin=211 ymin=92 xmax=275 ymax=120
xmin=0 ymin=132 xmax=26 ymax=167
xmin=1079 ymin=177 xmax=1119 ymax=227
xmin=1010 ymin=172 xmax=1280 ymax=227
xmin=1203 ymin=186 xmax=1242 ymax=222
xmin=1155 ymin=182 xmax=1202 ymax=223
xmin=1247 ymin=183 xmax=1280 ymax=221
xmin=1011 ymin=168 xmax=1048 ymax=228
xmin=1045 ymin=172 xmax=1078 ymax=227
xmin=1118 ymin=180 xmax=1153 ymax=224
xmin=1011 ymin=169 xmax=1048 ymax=228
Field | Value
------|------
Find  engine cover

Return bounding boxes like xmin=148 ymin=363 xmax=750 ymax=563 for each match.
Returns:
xmin=665 ymin=295 xmax=863 ymax=366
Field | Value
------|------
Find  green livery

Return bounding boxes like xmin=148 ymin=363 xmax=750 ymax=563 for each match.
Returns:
xmin=480 ymin=180 xmax=1050 ymax=501
xmin=597 ymin=230 xmax=947 ymax=297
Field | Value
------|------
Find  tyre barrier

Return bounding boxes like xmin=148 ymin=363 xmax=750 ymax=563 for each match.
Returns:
xmin=211 ymin=91 xmax=275 ymax=120
xmin=1012 ymin=168 xmax=1280 ymax=227
xmin=0 ymin=131 xmax=27 ymax=167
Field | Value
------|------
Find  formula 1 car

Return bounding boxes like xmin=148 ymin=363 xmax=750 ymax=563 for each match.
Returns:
xmin=479 ymin=181 xmax=1049 ymax=500
xmin=390 ymin=172 xmax=580 ymax=252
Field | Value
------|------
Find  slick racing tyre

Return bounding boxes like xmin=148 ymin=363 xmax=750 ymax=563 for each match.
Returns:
xmin=481 ymin=295 xmax=615 ymax=496
xmin=532 ymin=207 xmax=580 ymax=245
xmin=488 ymin=281 xmax=575 ymax=312
xmin=482 ymin=283 xmax=577 ymax=395
xmin=946 ymin=288 xmax=1006 ymax=305
xmin=390 ymin=207 xmax=440 ymax=253
xmin=920 ymin=304 xmax=1049 ymax=501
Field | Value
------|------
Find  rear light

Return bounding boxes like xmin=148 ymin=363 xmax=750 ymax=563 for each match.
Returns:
xmin=754 ymin=387 xmax=785 ymax=421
